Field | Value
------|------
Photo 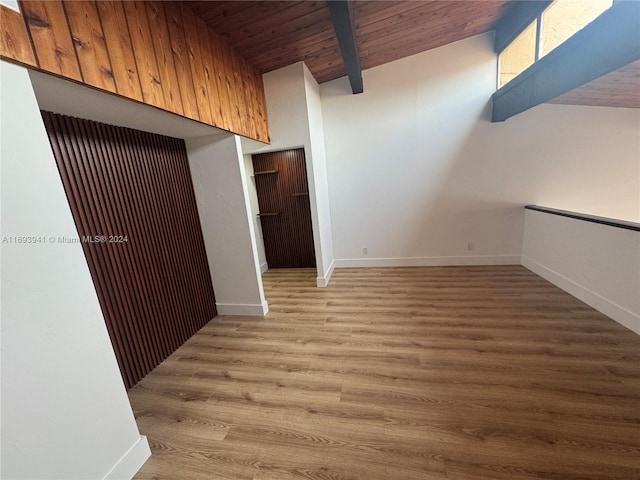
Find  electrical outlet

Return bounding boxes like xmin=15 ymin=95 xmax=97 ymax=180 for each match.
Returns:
xmin=466 ymin=242 xmax=473 ymax=251
xmin=362 ymin=247 xmax=368 ymax=255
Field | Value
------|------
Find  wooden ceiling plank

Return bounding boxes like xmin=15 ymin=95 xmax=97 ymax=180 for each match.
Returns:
xmin=250 ymin=32 xmax=339 ymax=68
xmin=195 ymin=14 xmax=223 ymax=128
xmin=357 ymin=1 xmax=504 ymax=41
xmin=96 ymin=1 xmax=144 ymax=102
xmin=208 ymin=31 xmax=233 ymax=130
xmin=180 ymin=2 xmax=214 ymax=125
xmin=20 ymin=0 xmax=82 ymax=80
xmin=219 ymin=39 xmax=243 ymax=134
xmin=358 ymin=19 xmax=469 ymax=55
xmin=328 ymin=0 xmax=362 ymax=94
xmin=306 ymin=61 xmax=345 ymax=79
xmin=240 ymin=27 xmax=338 ymax=65
xmin=242 ymin=31 xmax=338 ymax=63
xmin=354 ymin=1 xmax=506 ymax=73
xmin=145 ymin=1 xmax=185 ymax=115
xmin=201 ymin=1 xmax=302 ymax=36
xmin=352 ymin=0 xmax=435 ymax=28
xmin=164 ymin=1 xmax=201 ymax=121
xmin=492 ymin=2 xmax=640 ymax=121
xmin=187 ymin=1 xmax=258 ymax=25
xmin=230 ymin=5 xmax=331 ymax=52
xmin=63 ymin=1 xmax=117 ymax=92
xmin=0 ymin=5 xmax=37 ymax=67
xmin=356 ymin=0 xmax=472 ymax=37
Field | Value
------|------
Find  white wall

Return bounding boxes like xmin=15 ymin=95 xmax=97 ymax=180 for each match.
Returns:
xmin=243 ymin=154 xmax=268 ymax=272
xmin=241 ymin=62 xmax=335 ymax=286
xmin=1 ymin=61 xmax=150 ymax=480
xmin=303 ymin=65 xmax=335 ymax=284
xmin=522 ymin=209 xmax=640 ymax=334
xmin=320 ymin=32 xmax=640 ymax=266
xmin=187 ymin=135 xmax=268 ymax=316
xmin=496 ymin=105 xmax=640 ymax=222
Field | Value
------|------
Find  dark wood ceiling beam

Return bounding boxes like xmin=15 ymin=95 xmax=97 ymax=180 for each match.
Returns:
xmin=493 ymin=1 xmax=552 ymax=53
xmin=328 ymin=0 xmax=363 ymax=94
xmin=492 ymin=1 xmax=640 ymax=122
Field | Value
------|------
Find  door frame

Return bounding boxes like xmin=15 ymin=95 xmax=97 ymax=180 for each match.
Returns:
xmin=246 ymin=144 xmax=324 ymax=278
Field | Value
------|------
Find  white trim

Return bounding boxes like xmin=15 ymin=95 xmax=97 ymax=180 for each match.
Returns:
xmin=316 ymin=260 xmax=335 ymax=287
xmin=334 ymin=255 xmax=521 ymax=268
xmin=216 ymin=301 xmax=269 ymax=316
xmin=103 ymin=435 xmax=151 ymax=480
xmin=260 ymin=262 xmax=268 ymax=274
xmin=522 ymin=255 xmax=640 ymax=335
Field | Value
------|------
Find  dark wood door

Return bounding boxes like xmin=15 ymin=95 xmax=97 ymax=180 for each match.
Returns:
xmin=252 ymin=149 xmax=316 ymax=268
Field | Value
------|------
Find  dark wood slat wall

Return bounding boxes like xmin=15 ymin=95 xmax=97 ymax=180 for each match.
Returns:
xmin=3 ymin=1 xmax=269 ymax=143
xmin=252 ymin=149 xmax=316 ymax=269
xmin=41 ymin=111 xmax=217 ymax=389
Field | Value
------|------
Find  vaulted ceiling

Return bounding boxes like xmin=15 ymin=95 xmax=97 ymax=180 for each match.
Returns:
xmin=185 ymin=0 xmax=638 ymax=110
xmin=187 ymin=0 xmax=511 ymax=84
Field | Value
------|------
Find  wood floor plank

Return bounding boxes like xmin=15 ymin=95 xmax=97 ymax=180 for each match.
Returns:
xmin=131 ymin=266 xmax=640 ymax=479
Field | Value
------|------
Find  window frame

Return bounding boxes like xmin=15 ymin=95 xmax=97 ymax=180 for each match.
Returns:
xmin=496 ymin=0 xmax=614 ymax=89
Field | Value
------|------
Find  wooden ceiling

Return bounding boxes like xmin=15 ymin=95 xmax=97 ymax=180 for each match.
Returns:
xmin=187 ymin=0 xmax=511 ymax=84
xmin=186 ymin=1 xmax=638 ymax=110
xmin=548 ymin=59 xmax=640 ymax=109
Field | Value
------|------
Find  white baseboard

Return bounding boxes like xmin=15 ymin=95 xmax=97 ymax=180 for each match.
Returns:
xmin=316 ymin=260 xmax=335 ymax=288
xmin=260 ymin=262 xmax=268 ymax=274
xmin=334 ymin=255 xmax=521 ymax=268
xmin=103 ymin=435 xmax=151 ymax=480
xmin=216 ymin=301 xmax=269 ymax=316
xmin=522 ymin=256 xmax=640 ymax=335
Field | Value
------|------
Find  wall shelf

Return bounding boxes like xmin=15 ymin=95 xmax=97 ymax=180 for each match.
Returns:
xmin=257 ymin=212 xmax=280 ymax=217
xmin=254 ymin=169 xmax=279 ymax=175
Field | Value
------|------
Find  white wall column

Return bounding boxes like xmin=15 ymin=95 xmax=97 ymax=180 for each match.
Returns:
xmin=1 ymin=60 xmax=150 ymax=480
xmin=187 ymin=134 xmax=268 ymax=316
xmin=241 ymin=62 xmax=336 ymax=287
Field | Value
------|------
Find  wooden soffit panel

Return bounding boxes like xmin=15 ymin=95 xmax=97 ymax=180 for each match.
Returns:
xmin=1 ymin=1 xmax=270 ymax=143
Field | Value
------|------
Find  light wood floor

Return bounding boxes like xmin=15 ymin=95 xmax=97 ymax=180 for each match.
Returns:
xmin=130 ymin=266 xmax=640 ymax=480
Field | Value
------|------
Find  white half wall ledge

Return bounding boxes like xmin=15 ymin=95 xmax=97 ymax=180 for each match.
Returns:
xmin=316 ymin=260 xmax=335 ymax=287
xmin=521 ymin=208 xmax=639 ymax=335
xmin=522 ymin=256 xmax=640 ymax=335
xmin=103 ymin=436 xmax=151 ymax=480
xmin=216 ymin=301 xmax=269 ymax=316
xmin=334 ymin=255 xmax=522 ymax=268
